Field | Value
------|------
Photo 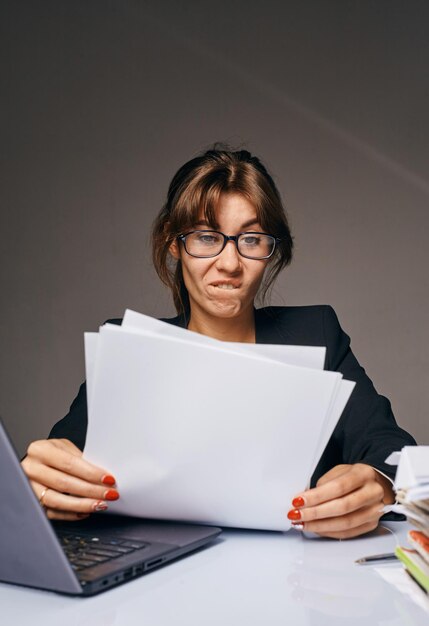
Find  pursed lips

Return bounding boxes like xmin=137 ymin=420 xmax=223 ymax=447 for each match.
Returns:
xmin=210 ymin=282 xmax=240 ymax=290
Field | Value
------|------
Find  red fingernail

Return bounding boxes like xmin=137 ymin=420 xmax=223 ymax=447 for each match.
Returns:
xmin=292 ymin=496 xmax=305 ymax=508
xmin=287 ymin=509 xmax=302 ymax=521
xmin=93 ymin=501 xmax=108 ymax=512
xmin=104 ymin=489 xmax=119 ymax=501
xmin=102 ymin=474 xmax=116 ymax=486
xmin=291 ymin=522 xmax=304 ymax=530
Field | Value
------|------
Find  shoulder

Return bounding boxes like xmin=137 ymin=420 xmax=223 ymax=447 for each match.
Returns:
xmin=255 ymin=305 xmax=342 ymax=345
xmin=256 ymin=305 xmax=350 ymax=369
xmin=257 ymin=304 xmax=334 ymax=323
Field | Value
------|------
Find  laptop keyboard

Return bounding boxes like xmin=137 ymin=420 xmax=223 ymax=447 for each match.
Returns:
xmin=58 ymin=532 xmax=149 ymax=571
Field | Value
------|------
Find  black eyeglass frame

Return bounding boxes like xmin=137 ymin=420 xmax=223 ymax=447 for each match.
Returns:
xmin=177 ymin=230 xmax=281 ymax=260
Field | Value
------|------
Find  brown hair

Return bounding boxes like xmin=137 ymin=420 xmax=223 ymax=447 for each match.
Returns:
xmin=152 ymin=145 xmax=294 ymax=315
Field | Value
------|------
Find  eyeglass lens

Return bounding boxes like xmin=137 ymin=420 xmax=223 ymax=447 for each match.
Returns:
xmin=184 ymin=231 xmax=275 ymax=258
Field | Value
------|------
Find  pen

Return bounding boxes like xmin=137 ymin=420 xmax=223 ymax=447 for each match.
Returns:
xmin=355 ymin=552 xmax=398 ymax=564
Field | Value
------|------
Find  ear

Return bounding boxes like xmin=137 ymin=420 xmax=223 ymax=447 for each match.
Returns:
xmin=169 ymin=238 xmax=181 ymax=260
xmin=163 ymin=220 xmax=181 ymax=260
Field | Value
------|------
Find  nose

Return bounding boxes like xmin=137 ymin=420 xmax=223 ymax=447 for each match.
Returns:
xmin=215 ymin=239 xmax=241 ymax=272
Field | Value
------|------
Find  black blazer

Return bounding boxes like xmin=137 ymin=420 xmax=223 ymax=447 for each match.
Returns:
xmin=48 ymin=305 xmax=416 ymax=486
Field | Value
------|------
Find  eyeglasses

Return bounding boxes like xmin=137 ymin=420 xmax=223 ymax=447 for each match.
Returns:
xmin=177 ymin=230 xmax=280 ymax=260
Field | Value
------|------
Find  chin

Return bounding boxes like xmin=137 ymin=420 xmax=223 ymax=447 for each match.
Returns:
xmin=209 ymin=300 xmax=244 ymax=319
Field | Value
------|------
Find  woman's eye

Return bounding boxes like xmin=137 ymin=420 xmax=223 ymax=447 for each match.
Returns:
xmin=196 ymin=234 xmax=219 ymax=244
xmin=242 ymin=236 xmax=260 ymax=246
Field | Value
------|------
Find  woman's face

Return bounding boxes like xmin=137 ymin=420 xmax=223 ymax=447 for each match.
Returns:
xmin=170 ymin=193 xmax=269 ymax=323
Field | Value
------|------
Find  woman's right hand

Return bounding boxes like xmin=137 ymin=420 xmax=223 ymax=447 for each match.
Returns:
xmin=21 ymin=438 xmax=119 ymax=521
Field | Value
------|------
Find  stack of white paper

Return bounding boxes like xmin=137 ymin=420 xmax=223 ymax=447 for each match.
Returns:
xmin=385 ymin=447 xmax=429 ymax=528
xmin=385 ymin=447 xmax=429 ymax=594
xmin=83 ymin=310 xmax=355 ymax=531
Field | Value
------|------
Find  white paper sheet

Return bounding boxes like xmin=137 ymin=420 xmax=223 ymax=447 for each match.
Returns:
xmin=375 ymin=566 xmax=429 ymax=612
xmin=85 ymin=322 xmax=294 ymax=405
xmin=84 ymin=333 xmax=98 ymax=410
xmin=119 ymin=310 xmax=340 ymax=484
xmin=122 ymin=309 xmax=327 ymax=369
xmin=309 ymin=379 xmax=356 ymax=478
xmin=84 ymin=321 xmax=351 ymax=531
xmin=393 ymin=446 xmax=429 ymax=494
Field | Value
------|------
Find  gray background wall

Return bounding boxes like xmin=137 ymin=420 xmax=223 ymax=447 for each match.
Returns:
xmin=1 ymin=0 xmax=428 ymax=457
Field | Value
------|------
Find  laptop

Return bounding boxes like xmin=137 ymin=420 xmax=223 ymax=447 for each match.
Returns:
xmin=0 ymin=417 xmax=221 ymax=595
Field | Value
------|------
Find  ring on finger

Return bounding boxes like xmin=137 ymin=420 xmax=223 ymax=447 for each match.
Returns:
xmin=39 ymin=487 xmax=49 ymax=508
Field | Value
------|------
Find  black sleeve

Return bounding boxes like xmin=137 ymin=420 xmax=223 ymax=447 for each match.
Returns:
xmin=311 ymin=305 xmax=416 ymax=486
xmin=47 ymin=318 xmax=123 ymax=451
xmin=48 ymin=382 xmax=88 ymax=451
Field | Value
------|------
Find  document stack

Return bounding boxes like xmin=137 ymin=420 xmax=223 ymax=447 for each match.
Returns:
xmin=391 ymin=447 xmax=429 ymax=594
xmin=83 ymin=310 xmax=355 ymax=531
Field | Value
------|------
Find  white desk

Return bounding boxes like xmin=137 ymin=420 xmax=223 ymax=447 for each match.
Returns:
xmin=1 ymin=522 xmax=428 ymax=625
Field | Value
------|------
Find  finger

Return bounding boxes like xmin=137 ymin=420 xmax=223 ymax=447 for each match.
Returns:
xmin=298 ymin=481 xmax=385 ymax=522
xmin=42 ymin=488 xmax=109 ymax=514
xmin=307 ymin=519 xmax=380 ymax=540
xmin=297 ymin=464 xmax=376 ymax=508
xmin=26 ymin=440 xmax=115 ymax=486
xmin=30 ymin=481 xmax=108 ymax=520
xmin=31 ymin=480 xmax=109 ymax=515
xmin=299 ymin=502 xmax=384 ymax=535
xmin=24 ymin=461 xmax=118 ymax=501
xmin=28 ymin=478 xmax=48 ymax=503
xmin=46 ymin=509 xmax=91 ymax=521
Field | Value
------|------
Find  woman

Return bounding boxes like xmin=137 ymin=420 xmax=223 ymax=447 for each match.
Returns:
xmin=21 ymin=146 xmax=416 ymax=538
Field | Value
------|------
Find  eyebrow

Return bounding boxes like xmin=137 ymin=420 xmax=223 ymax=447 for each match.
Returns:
xmin=194 ymin=218 xmax=260 ymax=230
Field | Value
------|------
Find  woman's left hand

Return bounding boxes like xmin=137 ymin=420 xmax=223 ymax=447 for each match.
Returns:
xmin=288 ymin=463 xmax=395 ymax=539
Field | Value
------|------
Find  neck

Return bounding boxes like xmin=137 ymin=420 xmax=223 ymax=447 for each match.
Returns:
xmin=187 ymin=308 xmax=256 ymax=343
